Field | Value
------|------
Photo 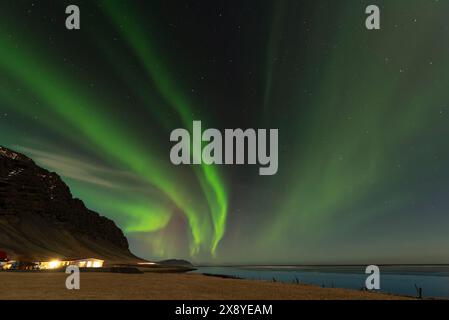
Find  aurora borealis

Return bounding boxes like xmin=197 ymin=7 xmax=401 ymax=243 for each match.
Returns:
xmin=1 ymin=0 xmax=449 ymax=264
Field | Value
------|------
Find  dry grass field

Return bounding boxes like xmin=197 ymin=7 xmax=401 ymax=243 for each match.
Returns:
xmin=0 ymin=272 xmax=412 ymax=300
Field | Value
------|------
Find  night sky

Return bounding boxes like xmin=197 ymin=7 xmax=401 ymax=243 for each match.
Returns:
xmin=1 ymin=0 xmax=449 ymax=264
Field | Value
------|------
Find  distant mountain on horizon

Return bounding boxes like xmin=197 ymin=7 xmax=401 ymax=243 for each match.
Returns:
xmin=0 ymin=146 xmax=141 ymax=263
xmin=158 ymin=259 xmax=194 ymax=267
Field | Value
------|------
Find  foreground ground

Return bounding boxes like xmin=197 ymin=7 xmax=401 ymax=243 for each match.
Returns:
xmin=0 ymin=272 xmax=412 ymax=300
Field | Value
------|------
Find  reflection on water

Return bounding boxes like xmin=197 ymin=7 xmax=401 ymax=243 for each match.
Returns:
xmin=192 ymin=265 xmax=449 ymax=299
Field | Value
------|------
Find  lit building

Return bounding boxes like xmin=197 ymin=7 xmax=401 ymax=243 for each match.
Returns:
xmin=1 ymin=261 xmax=36 ymax=270
xmin=1 ymin=261 xmax=13 ymax=270
xmin=0 ymin=250 xmax=8 ymax=270
xmin=0 ymin=250 xmax=7 ymax=262
xmin=37 ymin=258 xmax=104 ymax=270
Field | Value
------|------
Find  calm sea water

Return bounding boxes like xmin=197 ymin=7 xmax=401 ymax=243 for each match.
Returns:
xmin=192 ymin=266 xmax=449 ymax=299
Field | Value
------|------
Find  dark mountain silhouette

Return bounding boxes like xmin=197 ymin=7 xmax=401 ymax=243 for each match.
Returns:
xmin=0 ymin=146 xmax=139 ymax=262
xmin=158 ymin=259 xmax=194 ymax=267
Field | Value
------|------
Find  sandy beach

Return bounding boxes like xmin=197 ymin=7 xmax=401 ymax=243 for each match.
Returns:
xmin=0 ymin=272 xmax=412 ymax=300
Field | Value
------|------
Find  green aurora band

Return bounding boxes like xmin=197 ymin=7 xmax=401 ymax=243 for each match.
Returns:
xmin=100 ymin=1 xmax=228 ymax=254
xmin=0 ymin=14 xmax=222 ymax=255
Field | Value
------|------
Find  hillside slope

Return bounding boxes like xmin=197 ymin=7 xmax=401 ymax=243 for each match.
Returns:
xmin=0 ymin=146 xmax=140 ymax=263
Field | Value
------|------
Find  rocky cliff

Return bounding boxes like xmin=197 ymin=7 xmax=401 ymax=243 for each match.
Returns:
xmin=0 ymin=146 xmax=139 ymax=262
